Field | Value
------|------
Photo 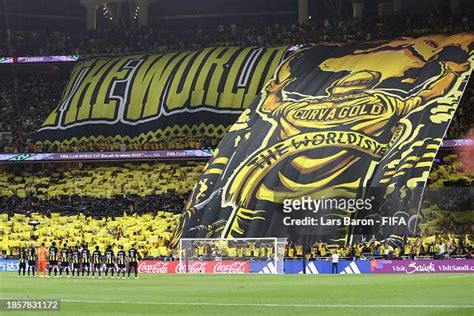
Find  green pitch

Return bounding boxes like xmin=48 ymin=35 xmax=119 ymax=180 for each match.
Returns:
xmin=0 ymin=272 xmax=473 ymax=315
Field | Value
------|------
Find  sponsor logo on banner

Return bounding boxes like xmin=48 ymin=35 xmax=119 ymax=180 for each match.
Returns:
xmin=136 ymin=259 xmax=474 ymax=274
xmin=138 ymin=261 xmax=174 ymax=274
xmin=303 ymin=261 xmax=319 ymax=274
xmin=213 ymin=261 xmax=248 ymax=273
xmin=371 ymin=260 xmax=474 ymax=274
xmin=137 ymin=260 xmax=249 ymax=274
xmin=304 ymin=260 xmax=371 ymax=274
xmin=0 ymin=260 xmax=19 ymax=272
xmin=182 ymin=261 xmax=208 ymax=274
xmin=257 ymin=261 xmax=278 ymax=274
xmin=251 ymin=260 xmax=286 ymax=274
xmin=340 ymin=261 xmax=362 ymax=274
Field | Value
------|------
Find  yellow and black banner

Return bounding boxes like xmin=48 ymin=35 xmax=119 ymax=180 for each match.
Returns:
xmin=35 ymin=47 xmax=290 ymax=146
xmin=171 ymin=34 xmax=473 ymax=247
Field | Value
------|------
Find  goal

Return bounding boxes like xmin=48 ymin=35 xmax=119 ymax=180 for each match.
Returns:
xmin=179 ymin=238 xmax=287 ymax=274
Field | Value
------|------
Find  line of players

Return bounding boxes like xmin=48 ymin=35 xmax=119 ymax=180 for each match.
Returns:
xmin=18 ymin=242 xmax=142 ymax=279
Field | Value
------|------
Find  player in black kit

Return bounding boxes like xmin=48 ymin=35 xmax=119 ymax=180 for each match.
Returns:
xmin=27 ymin=244 xmax=36 ymax=277
xmin=71 ymin=245 xmax=81 ymax=277
xmin=127 ymin=245 xmax=140 ymax=279
xmin=18 ymin=248 xmax=27 ymax=277
xmin=59 ymin=243 xmax=71 ymax=277
xmin=116 ymin=245 xmax=127 ymax=279
xmin=81 ymin=244 xmax=91 ymax=278
xmin=92 ymin=246 xmax=102 ymax=278
xmin=104 ymin=245 xmax=115 ymax=278
xmin=48 ymin=242 xmax=59 ymax=277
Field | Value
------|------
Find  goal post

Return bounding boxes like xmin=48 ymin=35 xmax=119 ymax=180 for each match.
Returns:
xmin=179 ymin=238 xmax=287 ymax=274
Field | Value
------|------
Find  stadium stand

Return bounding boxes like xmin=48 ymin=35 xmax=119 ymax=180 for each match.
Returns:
xmin=419 ymin=154 xmax=473 ymax=236
xmin=0 ymin=4 xmax=473 ymax=315
xmin=0 ymin=161 xmax=204 ymax=205
xmin=285 ymin=234 xmax=472 ymax=260
xmin=0 ymin=212 xmax=176 ymax=258
xmin=446 ymin=82 xmax=474 ymax=139
xmin=1 ymin=15 xmax=472 ymax=56
xmin=0 ymin=4 xmax=472 ymax=263
xmin=0 ymin=161 xmax=206 ymax=257
xmin=428 ymin=155 xmax=472 ymax=188
xmin=0 ymin=71 xmax=68 ymax=153
xmin=0 ymin=156 xmax=471 ymax=259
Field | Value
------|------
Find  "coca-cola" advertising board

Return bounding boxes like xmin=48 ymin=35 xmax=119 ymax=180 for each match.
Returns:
xmin=137 ymin=260 xmax=250 ymax=274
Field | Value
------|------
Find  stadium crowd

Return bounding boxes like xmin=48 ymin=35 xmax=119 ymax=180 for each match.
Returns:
xmin=420 ymin=154 xmax=473 ymax=236
xmin=0 ymin=161 xmax=204 ymax=216
xmin=189 ymin=235 xmax=472 ymax=261
xmin=0 ymin=155 xmax=471 ymax=259
xmin=446 ymin=82 xmax=474 ymax=140
xmin=31 ymin=137 xmax=220 ymax=153
xmin=1 ymin=14 xmax=472 ymax=56
xmin=0 ymin=162 xmax=206 ymax=258
xmin=0 ymin=71 xmax=67 ymax=153
xmin=285 ymin=235 xmax=472 ymax=260
xmin=0 ymin=11 xmax=472 ymax=263
xmin=1 ymin=13 xmax=473 ymax=153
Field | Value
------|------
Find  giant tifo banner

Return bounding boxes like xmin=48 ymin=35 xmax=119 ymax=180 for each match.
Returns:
xmin=35 ymin=47 xmax=290 ymax=147
xmin=170 ymin=34 xmax=474 ymax=247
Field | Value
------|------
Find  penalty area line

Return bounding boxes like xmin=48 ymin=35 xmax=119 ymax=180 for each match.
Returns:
xmin=25 ymin=299 xmax=474 ymax=309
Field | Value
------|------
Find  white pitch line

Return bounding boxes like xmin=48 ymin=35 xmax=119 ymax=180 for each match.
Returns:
xmin=448 ymin=275 xmax=474 ymax=279
xmin=27 ymin=299 xmax=474 ymax=309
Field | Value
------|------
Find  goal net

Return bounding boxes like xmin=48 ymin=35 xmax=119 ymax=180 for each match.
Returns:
xmin=179 ymin=238 xmax=287 ymax=274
